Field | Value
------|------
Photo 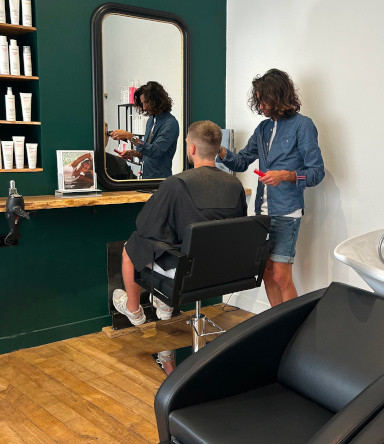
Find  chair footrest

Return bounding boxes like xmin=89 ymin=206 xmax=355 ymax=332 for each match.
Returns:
xmin=188 ymin=315 xmax=226 ymax=337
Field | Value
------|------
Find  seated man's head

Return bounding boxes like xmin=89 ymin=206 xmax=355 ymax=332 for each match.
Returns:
xmin=186 ymin=120 xmax=222 ymax=166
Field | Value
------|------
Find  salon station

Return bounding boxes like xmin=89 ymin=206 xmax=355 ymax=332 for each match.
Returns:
xmin=0 ymin=1 xmax=383 ymax=443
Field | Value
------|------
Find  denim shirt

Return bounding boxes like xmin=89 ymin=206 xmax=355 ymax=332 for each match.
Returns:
xmin=221 ymin=113 xmax=325 ymax=215
xmin=135 ymin=111 xmax=179 ymax=179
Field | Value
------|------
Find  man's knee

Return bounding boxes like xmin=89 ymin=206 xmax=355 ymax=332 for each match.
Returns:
xmin=271 ymin=263 xmax=292 ymax=288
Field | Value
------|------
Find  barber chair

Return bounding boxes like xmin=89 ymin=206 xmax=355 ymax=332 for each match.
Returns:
xmin=134 ymin=215 xmax=270 ymax=353
xmin=155 ymin=282 xmax=384 ymax=444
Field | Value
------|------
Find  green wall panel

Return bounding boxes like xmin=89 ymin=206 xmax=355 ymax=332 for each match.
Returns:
xmin=0 ymin=0 xmax=226 ymax=354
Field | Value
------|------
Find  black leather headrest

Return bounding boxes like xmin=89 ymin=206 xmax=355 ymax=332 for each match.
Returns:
xmin=278 ymin=282 xmax=384 ymax=413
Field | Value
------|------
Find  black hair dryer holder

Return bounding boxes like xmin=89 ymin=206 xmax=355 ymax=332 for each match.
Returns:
xmin=1 ymin=180 xmax=30 ymax=248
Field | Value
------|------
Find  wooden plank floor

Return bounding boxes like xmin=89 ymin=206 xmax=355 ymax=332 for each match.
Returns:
xmin=0 ymin=305 xmax=253 ymax=443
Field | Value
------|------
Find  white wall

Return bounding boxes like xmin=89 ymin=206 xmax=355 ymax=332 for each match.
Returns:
xmin=226 ymin=0 xmax=384 ymax=312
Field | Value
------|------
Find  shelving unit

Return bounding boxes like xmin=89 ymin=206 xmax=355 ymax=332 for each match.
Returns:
xmin=0 ymin=74 xmax=39 ymax=81
xmin=0 ymin=120 xmax=41 ymax=125
xmin=0 ymin=23 xmax=36 ymax=37
xmin=0 ymin=168 xmax=43 ymax=173
xmin=0 ymin=16 xmax=41 ymax=173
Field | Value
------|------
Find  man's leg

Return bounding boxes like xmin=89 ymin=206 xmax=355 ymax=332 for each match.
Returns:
xmin=264 ymin=216 xmax=300 ymax=307
xmin=121 ymin=248 xmax=141 ymax=312
xmin=263 ymin=258 xmax=283 ymax=307
xmin=271 ymin=260 xmax=298 ymax=304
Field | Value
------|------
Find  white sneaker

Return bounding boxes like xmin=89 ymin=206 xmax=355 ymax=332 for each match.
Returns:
xmin=112 ymin=289 xmax=146 ymax=326
xmin=156 ymin=350 xmax=175 ymax=367
xmin=151 ymin=295 xmax=174 ymax=321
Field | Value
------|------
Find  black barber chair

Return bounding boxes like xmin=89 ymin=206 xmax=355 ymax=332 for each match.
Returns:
xmin=134 ymin=215 xmax=270 ymax=351
xmin=155 ymin=282 xmax=384 ymax=444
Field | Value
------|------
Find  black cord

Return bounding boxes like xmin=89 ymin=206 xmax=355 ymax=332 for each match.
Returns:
xmin=221 ymin=293 xmax=240 ymax=312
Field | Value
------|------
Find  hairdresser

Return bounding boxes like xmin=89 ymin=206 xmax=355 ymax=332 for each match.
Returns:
xmin=218 ymin=69 xmax=325 ymax=308
xmin=110 ymin=81 xmax=179 ymax=179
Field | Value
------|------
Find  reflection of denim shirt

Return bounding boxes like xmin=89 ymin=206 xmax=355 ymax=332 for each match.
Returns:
xmin=221 ymin=113 xmax=325 ymax=215
xmin=135 ymin=111 xmax=179 ymax=179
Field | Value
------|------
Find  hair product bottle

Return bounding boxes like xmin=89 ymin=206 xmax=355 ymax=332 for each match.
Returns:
xmin=0 ymin=0 xmax=6 ymax=24
xmin=23 ymin=46 xmax=32 ymax=76
xmin=9 ymin=0 xmax=20 ymax=25
xmin=128 ymin=80 xmax=136 ymax=104
xmin=26 ymin=143 xmax=37 ymax=168
xmin=5 ymin=87 xmax=16 ymax=121
xmin=21 ymin=0 xmax=32 ymax=27
xmin=0 ymin=35 xmax=9 ymax=75
xmin=9 ymin=39 xmax=20 ymax=76
xmin=20 ymin=92 xmax=32 ymax=121
xmin=13 ymin=136 xmax=25 ymax=169
xmin=1 ymin=141 xmax=14 ymax=169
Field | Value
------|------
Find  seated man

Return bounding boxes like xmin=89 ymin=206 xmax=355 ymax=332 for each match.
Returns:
xmin=113 ymin=120 xmax=248 ymax=326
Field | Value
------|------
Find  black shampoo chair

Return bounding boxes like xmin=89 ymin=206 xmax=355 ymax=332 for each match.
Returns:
xmin=155 ymin=282 xmax=384 ymax=444
xmin=135 ymin=215 xmax=270 ymax=350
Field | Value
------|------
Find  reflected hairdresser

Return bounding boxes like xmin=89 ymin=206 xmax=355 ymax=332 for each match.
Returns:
xmin=110 ymin=81 xmax=179 ymax=179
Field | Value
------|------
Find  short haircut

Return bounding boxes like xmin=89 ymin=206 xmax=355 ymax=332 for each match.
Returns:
xmin=249 ymin=68 xmax=301 ymax=119
xmin=187 ymin=121 xmax=223 ymax=159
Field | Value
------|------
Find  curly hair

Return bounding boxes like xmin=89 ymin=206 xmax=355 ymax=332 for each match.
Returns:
xmin=249 ymin=69 xmax=301 ymax=120
xmin=134 ymin=81 xmax=173 ymax=116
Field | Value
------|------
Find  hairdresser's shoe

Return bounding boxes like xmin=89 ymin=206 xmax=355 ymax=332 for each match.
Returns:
xmin=112 ymin=289 xmax=146 ymax=326
xmin=151 ymin=295 xmax=174 ymax=321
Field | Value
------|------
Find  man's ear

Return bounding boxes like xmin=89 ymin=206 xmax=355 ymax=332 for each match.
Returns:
xmin=191 ymin=144 xmax=196 ymax=155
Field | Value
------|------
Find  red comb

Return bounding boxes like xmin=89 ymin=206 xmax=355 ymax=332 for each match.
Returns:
xmin=254 ymin=168 xmax=266 ymax=177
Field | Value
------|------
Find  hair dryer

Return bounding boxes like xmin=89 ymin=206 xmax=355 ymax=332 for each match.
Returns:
xmin=4 ymin=181 xmax=30 ymax=246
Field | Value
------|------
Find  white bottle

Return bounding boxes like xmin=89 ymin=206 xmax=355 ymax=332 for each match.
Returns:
xmin=23 ymin=46 xmax=32 ymax=76
xmin=9 ymin=0 xmax=20 ymax=25
xmin=21 ymin=0 xmax=32 ymax=27
xmin=0 ymin=35 xmax=9 ymax=75
xmin=9 ymin=39 xmax=20 ymax=76
xmin=5 ymin=87 xmax=16 ymax=121
xmin=0 ymin=0 xmax=6 ymax=24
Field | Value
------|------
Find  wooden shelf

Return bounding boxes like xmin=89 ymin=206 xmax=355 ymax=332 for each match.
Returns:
xmin=0 ymin=23 xmax=36 ymax=36
xmin=0 ymin=188 xmax=251 ymax=212
xmin=0 ymin=191 xmax=152 ymax=212
xmin=0 ymin=120 xmax=41 ymax=125
xmin=0 ymin=168 xmax=43 ymax=173
xmin=0 ymin=74 xmax=39 ymax=81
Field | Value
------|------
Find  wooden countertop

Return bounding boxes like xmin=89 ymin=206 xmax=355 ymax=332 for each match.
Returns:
xmin=0 ymin=189 xmax=252 ymax=212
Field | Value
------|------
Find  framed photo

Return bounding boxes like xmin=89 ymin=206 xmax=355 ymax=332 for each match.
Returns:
xmin=57 ymin=150 xmax=97 ymax=192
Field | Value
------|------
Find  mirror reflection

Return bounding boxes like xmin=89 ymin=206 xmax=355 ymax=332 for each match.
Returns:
xmin=102 ymin=14 xmax=184 ymax=182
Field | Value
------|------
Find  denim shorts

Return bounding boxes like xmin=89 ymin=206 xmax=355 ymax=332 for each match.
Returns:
xmin=269 ymin=216 xmax=301 ymax=264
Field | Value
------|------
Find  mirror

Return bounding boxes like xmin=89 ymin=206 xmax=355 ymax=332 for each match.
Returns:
xmin=92 ymin=4 xmax=190 ymax=190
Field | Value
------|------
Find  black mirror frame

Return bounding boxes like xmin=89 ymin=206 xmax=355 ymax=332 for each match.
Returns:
xmin=91 ymin=3 xmax=191 ymax=191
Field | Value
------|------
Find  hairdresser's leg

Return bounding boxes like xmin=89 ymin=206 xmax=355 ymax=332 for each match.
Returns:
xmin=263 ymin=258 xmax=283 ymax=307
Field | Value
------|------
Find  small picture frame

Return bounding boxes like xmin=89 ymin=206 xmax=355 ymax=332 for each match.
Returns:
xmin=57 ymin=150 xmax=98 ymax=192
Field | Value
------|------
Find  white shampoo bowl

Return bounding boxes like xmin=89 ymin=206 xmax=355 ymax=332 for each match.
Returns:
xmin=334 ymin=229 xmax=384 ymax=296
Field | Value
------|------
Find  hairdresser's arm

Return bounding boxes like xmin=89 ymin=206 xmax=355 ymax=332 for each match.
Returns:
xmin=218 ymin=128 xmax=259 ymax=172
xmin=119 ymin=149 xmax=142 ymax=159
xmin=295 ymin=118 xmax=325 ymax=190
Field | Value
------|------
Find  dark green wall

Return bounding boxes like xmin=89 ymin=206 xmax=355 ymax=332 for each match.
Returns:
xmin=0 ymin=0 xmax=226 ymax=354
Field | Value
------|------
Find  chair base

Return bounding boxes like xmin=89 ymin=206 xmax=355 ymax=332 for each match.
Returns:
xmin=153 ymin=301 xmax=226 ymax=375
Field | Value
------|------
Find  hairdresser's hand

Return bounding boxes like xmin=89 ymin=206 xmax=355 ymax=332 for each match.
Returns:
xmin=110 ymin=129 xmax=133 ymax=141
xmin=119 ymin=149 xmax=143 ymax=160
xmin=259 ymin=170 xmax=295 ymax=186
